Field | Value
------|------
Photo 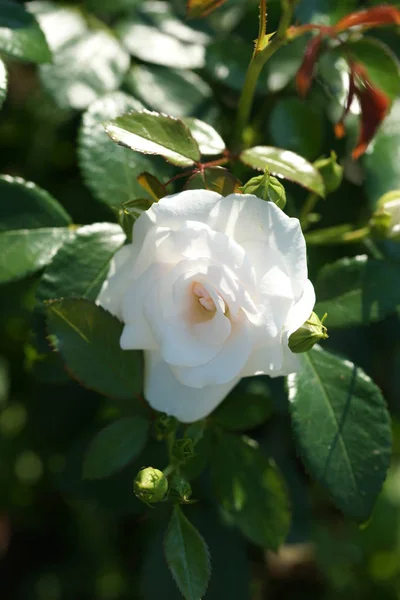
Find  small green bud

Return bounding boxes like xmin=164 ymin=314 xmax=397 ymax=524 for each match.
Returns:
xmin=170 ymin=474 xmax=193 ymax=503
xmin=241 ymin=170 xmax=286 ymax=209
xmin=172 ymin=438 xmax=195 ymax=464
xmin=370 ymin=190 xmax=400 ymax=241
xmin=267 ymin=176 xmax=286 ymax=210
xmin=153 ymin=413 xmax=178 ymax=440
xmin=133 ymin=467 xmax=168 ymax=504
xmin=314 ymin=151 xmax=343 ymax=195
xmin=289 ymin=312 xmax=328 ymax=354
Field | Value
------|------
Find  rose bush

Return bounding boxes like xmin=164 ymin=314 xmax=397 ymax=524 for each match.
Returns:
xmin=97 ymin=190 xmax=315 ymax=422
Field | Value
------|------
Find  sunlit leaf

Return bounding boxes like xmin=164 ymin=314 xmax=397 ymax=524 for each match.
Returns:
xmin=125 ymin=64 xmax=212 ymax=118
xmin=240 ymin=146 xmax=325 ymax=196
xmin=0 ymin=227 xmax=72 ymax=284
xmin=106 ymin=110 xmax=201 ymax=167
xmin=31 ymin=2 xmax=129 ymax=109
xmin=182 ymin=118 xmax=225 ymax=156
xmin=0 ymin=0 xmax=51 ymax=63
xmin=79 ymin=92 xmax=166 ymax=207
xmin=0 ymin=58 xmax=7 ymax=109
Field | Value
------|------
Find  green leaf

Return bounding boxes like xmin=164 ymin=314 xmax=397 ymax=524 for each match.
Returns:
xmin=211 ymin=434 xmax=290 ymax=549
xmin=187 ymin=0 xmax=228 ymax=18
xmin=0 ymin=175 xmax=71 ymax=230
xmin=31 ymin=2 xmax=129 ymax=110
xmin=41 ymin=30 xmax=129 ymax=110
xmin=213 ymin=379 xmax=272 ymax=431
xmin=116 ymin=10 xmax=208 ymax=70
xmin=268 ymin=98 xmax=324 ymax=161
xmin=182 ymin=118 xmax=225 ymax=156
xmin=79 ymin=92 xmax=165 ymax=207
xmin=205 ymin=37 xmax=252 ymax=92
xmin=314 ymin=255 xmax=400 ymax=328
xmin=0 ymin=0 xmax=51 ymax=63
xmin=288 ymin=346 xmax=392 ymax=520
xmin=83 ymin=416 xmax=149 ymax=479
xmin=106 ymin=110 xmax=201 ymax=167
xmin=46 ymin=298 xmax=143 ymax=400
xmin=164 ymin=505 xmax=211 ymax=600
xmin=142 ymin=507 xmax=249 ymax=600
xmin=240 ymin=146 xmax=325 ymax=196
xmin=29 ymin=2 xmax=87 ymax=51
xmin=184 ymin=167 xmax=241 ymax=195
xmin=0 ymin=227 xmax=73 ymax=284
xmin=36 ymin=223 xmax=125 ymax=302
xmin=0 ymin=58 xmax=7 ymax=109
xmin=364 ymin=99 xmax=400 ymax=206
xmin=125 ymin=65 xmax=212 ymax=119
xmin=343 ymin=38 xmax=400 ymax=101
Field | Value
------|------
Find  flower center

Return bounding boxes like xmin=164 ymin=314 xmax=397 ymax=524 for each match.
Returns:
xmin=193 ymin=282 xmax=215 ymax=312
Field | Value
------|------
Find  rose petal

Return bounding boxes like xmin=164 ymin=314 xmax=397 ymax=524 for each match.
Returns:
xmin=172 ymin=315 xmax=252 ymax=387
xmin=144 ymin=350 xmax=240 ymax=422
xmin=143 ymin=263 xmax=227 ymax=367
xmin=97 ymin=245 xmax=135 ymax=319
xmin=284 ymin=278 xmax=316 ymax=336
xmin=132 ymin=189 xmax=222 ymax=250
xmin=209 ymin=195 xmax=308 ymax=299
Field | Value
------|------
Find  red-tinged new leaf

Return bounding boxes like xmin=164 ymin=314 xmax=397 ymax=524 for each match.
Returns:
xmin=334 ymin=66 xmax=357 ymax=139
xmin=187 ymin=0 xmax=228 ymax=19
xmin=352 ymin=73 xmax=389 ymax=160
xmin=335 ymin=6 xmax=400 ymax=32
xmin=296 ymin=34 xmax=324 ymax=97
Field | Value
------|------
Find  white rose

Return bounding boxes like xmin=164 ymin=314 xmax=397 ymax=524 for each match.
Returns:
xmin=97 ymin=190 xmax=315 ymax=423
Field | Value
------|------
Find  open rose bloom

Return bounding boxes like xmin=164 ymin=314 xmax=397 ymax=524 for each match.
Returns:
xmin=97 ymin=191 xmax=315 ymax=422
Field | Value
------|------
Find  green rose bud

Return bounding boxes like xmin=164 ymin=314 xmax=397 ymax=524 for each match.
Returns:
xmin=314 ymin=151 xmax=343 ymax=195
xmin=289 ymin=312 xmax=328 ymax=354
xmin=170 ymin=474 xmax=193 ymax=503
xmin=267 ymin=176 xmax=287 ymax=210
xmin=241 ymin=170 xmax=286 ymax=210
xmin=133 ymin=467 xmax=168 ymax=504
xmin=370 ymin=190 xmax=400 ymax=241
xmin=172 ymin=438 xmax=195 ymax=464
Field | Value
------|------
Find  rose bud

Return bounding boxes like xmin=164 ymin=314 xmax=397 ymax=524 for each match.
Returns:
xmin=241 ymin=171 xmax=286 ymax=209
xmin=133 ymin=467 xmax=168 ymax=504
xmin=313 ymin=151 xmax=343 ymax=195
xmin=289 ymin=312 xmax=328 ymax=353
xmin=370 ymin=190 xmax=400 ymax=241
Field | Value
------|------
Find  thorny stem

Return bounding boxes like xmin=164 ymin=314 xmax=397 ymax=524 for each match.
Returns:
xmin=164 ymin=156 xmax=231 ymax=188
xmin=233 ymin=0 xmax=296 ymax=148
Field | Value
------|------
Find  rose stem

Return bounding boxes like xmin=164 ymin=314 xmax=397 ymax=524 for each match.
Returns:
xmin=233 ymin=0 xmax=298 ymax=149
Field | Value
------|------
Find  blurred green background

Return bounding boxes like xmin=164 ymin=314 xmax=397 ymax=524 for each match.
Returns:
xmin=1 ymin=0 xmax=400 ymax=598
